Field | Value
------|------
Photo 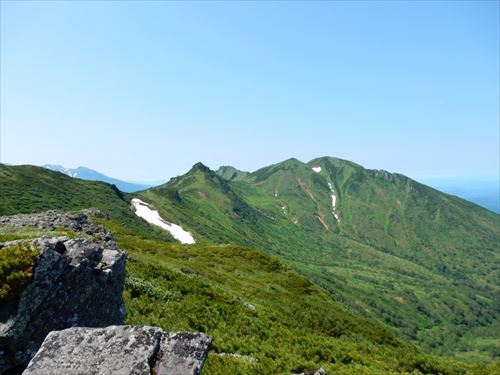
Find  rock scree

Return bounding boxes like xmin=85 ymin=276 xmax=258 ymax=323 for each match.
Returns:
xmin=22 ymin=325 xmax=212 ymax=375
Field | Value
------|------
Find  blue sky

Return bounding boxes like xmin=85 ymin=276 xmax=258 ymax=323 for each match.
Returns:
xmin=1 ymin=1 xmax=499 ymax=181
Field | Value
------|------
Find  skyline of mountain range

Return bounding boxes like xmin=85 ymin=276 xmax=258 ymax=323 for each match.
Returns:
xmin=38 ymin=161 xmax=499 ymax=214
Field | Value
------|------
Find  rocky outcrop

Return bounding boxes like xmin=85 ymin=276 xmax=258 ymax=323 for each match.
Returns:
xmin=1 ymin=209 xmax=212 ymax=375
xmin=0 ymin=210 xmax=126 ymax=373
xmin=23 ymin=326 xmax=211 ymax=375
xmin=0 ymin=209 xmax=116 ymax=249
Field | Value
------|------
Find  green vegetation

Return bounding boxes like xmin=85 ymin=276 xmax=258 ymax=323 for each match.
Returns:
xmin=101 ymin=219 xmax=497 ymax=375
xmin=0 ymin=242 xmax=38 ymax=303
xmin=1 ymin=161 xmax=498 ymax=369
xmin=135 ymin=158 xmax=500 ymax=361
xmin=0 ymin=164 xmax=174 ymax=242
xmin=0 ymin=226 xmax=72 ymax=242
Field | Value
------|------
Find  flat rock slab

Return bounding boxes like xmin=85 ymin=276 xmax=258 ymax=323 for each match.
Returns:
xmin=23 ymin=325 xmax=211 ymax=375
xmin=154 ymin=332 xmax=213 ymax=375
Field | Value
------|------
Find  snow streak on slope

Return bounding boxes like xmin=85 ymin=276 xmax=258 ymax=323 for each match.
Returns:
xmin=327 ymin=182 xmax=340 ymax=222
xmin=131 ymin=198 xmax=195 ymax=244
xmin=312 ymin=166 xmax=322 ymax=173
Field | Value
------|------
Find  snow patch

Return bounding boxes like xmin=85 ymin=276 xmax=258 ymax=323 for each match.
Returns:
xmin=312 ymin=166 xmax=322 ymax=173
xmin=327 ymin=182 xmax=340 ymax=222
xmin=131 ymin=198 xmax=195 ymax=244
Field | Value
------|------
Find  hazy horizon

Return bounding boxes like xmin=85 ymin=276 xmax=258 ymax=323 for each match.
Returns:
xmin=1 ymin=1 xmax=499 ymax=181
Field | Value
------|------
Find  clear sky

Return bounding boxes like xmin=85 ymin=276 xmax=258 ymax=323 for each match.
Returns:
xmin=1 ymin=1 xmax=499 ymax=181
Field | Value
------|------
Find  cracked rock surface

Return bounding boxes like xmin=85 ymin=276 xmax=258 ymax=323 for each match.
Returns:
xmin=23 ymin=326 xmax=212 ymax=375
xmin=0 ymin=210 xmax=126 ymax=373
xmin=1 ymin=209 xmax=211 ymax=375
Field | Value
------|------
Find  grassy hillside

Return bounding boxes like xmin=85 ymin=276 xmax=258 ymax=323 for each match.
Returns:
xmin=135 ymin=158 xmax=500 ymax=361
xmin=99 ymin=219 xmax=494 ymax=375
xmin=0 ymin=164 xmax=173 ymax=241
xmin=4 ymin=214 xmax=494 ymax=374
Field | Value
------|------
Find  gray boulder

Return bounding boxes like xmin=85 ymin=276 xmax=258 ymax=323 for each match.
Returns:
xmin=23 ymin=326 xmax=212 ymax=375
xmin=0 ymin=211 xmax=126 ymax=373
xmin=154 ymin=332 xmax=213 ymax=374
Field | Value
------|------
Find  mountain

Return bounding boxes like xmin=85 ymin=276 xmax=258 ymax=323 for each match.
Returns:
xmin=2 ymin=160 xmax=499 ymax=368
xmin=3 ymin=164 xmax=488 ymax=374
xmin=135 ymin=157 xmax=500 ymax=362
xmin=42 ymin=164 xmax=150 ymax=193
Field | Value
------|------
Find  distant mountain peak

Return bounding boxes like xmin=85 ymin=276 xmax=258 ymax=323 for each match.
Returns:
xmin=41 ymin=164 xmax=152 ymax=193
xmin=190 ymin=162 xmax=211 ymax=173
xmin=281 ymin=157 xmax=303 ymax=166
xmin=42 ymin=164 xmax=78 ymax=177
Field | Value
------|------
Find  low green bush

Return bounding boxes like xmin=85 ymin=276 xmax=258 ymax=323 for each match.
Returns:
xmin=0 ymin=242 xmax=38 ymax=303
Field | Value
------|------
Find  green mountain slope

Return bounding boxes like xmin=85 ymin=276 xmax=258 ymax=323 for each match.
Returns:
xmin=0 ymin=164 xmax=173 ymax=241
xmin=3 ymin=164 xmax=492 ymax=374
xmin=99 ymin=220 xmax=491 ymax=374
xmin=136 ymin=157 xmax=500 ymax=361
xmin=139 ymin=163 xmax=271 ymax=247
xmin=216 ymin=166 xmax=250 ymax=182
xmin=4 ymin=209 xmax=492 ymax=374
xmin=1 ymin=162 xmax=498 ymax=366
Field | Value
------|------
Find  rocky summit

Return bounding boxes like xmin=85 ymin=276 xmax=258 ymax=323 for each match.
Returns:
xmin=23 ymin=325 xmax=212 ymax=375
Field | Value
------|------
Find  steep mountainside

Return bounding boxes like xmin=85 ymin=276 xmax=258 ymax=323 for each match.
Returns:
xmin=43 ymin=164 xmax=150 ymax=192
xmin=136 ymin=157 xmax=499 ymax=361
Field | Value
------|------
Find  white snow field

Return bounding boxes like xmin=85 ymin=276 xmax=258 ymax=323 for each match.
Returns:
xmin=312 ymin=166 xmax=322 ymax=173
xmin=131 ymin=198 xmax=195 ymax=244
xmin=327 ymin=182 xmax=340 ymax=222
